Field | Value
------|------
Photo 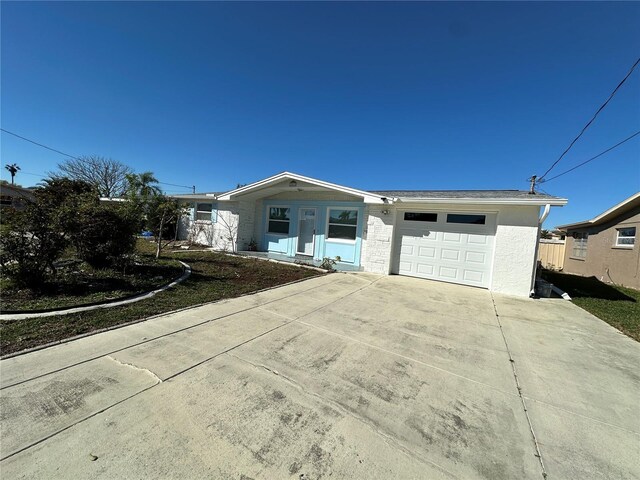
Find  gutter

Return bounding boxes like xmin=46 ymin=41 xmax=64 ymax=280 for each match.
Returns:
xmin=530 ymin=204 xmax=552 ymax=297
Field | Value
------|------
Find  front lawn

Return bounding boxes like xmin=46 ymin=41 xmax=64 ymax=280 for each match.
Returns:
xmin=0 ymin=244 xmax=323 ymax=355
xmin=542 ymin=270 xmax=639 ymax=341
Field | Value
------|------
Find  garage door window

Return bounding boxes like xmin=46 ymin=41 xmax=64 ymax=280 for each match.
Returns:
xmin=447 ymin=214 xmax=486 ymax=225
xmin=327 ymin=209 xmax=358 ymax=241
xmin=404 ymin=212 xmax=437 ymax=222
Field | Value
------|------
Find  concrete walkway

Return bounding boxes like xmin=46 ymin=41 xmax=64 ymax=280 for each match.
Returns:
xmin=1 ymin=273 xmax=638 ymax=479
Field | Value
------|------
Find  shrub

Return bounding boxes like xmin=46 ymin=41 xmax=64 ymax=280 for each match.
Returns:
xmin=71 ymin=204 xmax=139 ymax=268
xmin=0 ymin=203 xmax=67 ymax=290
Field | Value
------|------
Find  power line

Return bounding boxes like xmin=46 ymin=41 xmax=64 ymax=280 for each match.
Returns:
xmin=1 ymin=128 xmax=194 ymax=192
xmin=1 ymin=128 xmax=79 ymax=160
xmin=538 ymin=57 xmax=640 ymax=181
xmin=540 ymin=130 xmax=640 ymax=184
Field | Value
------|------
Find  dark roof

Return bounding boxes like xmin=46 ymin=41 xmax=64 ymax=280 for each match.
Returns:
xmin=370 ymin=189 xmax=561 ymax=200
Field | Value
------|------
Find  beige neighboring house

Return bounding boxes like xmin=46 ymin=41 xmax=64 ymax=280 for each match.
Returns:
xmin=557 ymin=192 xmax=640 ymax=290
xmin=0 ymin=183 xmax=35 ymax=210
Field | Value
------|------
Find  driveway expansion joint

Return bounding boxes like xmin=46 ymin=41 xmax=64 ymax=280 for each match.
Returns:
xmin=491 ymin=293 xmax=548 ymax=479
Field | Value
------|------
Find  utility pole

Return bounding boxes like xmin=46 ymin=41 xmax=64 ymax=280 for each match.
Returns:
xmin=4 ymin=163 xmax=20 ymax=185
xmin=192 ymin=185 xmax=196 ymax=194
xmin=528 ymin=175 xmax=537 ymax=194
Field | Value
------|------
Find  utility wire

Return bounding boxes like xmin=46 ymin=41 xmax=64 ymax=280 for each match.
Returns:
xmin=1 ymin=128 xmax=79 ymax=160
xmin=540 ymin=130 xmax=640 ymax=183
xmin=538 ymin=57 xmax=640 ymax=181
xmin=1 ymin=128 xmax=194 ymax=191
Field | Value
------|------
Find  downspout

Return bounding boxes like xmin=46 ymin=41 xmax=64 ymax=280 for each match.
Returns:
xmin=530 ymin=204 xmax=552 ymax=296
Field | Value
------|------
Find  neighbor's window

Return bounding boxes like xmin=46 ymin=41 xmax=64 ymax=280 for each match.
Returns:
xmin=404 ymin=212 xmax=437 ymax=222
xmin=327 ymin=209 xmax=358 ymax=241
xmin=447 ymin=214 xmax=486 ymax=225
xmin=572 ymin=232 xmax=588 ymax=258
xmin=196 ymin=203 xmax=213 ymax=221
xmin=268 ymin=207 xmax=290 ymax=234
xmin=615 ymin=227 xmax=636 ymax=247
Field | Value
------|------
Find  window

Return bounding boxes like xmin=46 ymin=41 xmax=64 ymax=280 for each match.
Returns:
xmin=268 ymin=207 xmax=290 ymax=235
xmin=616 ymin=227 xmax=636 ymax=247
xmin=447 ymin=214 xmax=486 ymax=225
xmin=572 ymin=232 xmax=588 ymax=258
xmin=404 ymin=212 xmax=437 ymax=222
xmin=195 ymin=203 xmax=213 ymax=222
xmin=327 ymin=209 xmax=358 ymax=241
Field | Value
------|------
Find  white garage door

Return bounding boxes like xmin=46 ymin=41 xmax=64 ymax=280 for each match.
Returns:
xmin=393 ymin=211 xmax=496 ymax=288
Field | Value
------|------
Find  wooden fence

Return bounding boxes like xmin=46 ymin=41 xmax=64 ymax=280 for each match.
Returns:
xmin=538 ymin=240 xmax=565 ymax=270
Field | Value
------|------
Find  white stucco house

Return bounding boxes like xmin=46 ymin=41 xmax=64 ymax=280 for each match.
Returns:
xmin=174 ymin=172 xmax=567 ymax=297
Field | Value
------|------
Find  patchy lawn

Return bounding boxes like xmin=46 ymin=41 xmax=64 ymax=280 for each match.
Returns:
xmin=1 ymin=257 xmax=183 ymax=312
xmin=542 ymin=270 xmax=639 ymax=342
xmin=0 ymin=246 xmax=323 ymax=355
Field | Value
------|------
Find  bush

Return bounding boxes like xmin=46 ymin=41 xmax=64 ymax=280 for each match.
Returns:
xmin=0 ymin=203 xmax=67 ymax=290
xmin=71 ymin=204 xmax=139 ymax=268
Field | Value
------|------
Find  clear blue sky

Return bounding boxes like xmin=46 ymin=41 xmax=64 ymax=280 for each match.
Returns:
xmin=2 ymin=1 xmax=639 ymax=228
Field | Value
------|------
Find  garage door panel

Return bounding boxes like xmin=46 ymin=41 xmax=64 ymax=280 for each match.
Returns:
xmin=416 ymin=263 xmax=434 ymax=275
xmin=440 ymin=248 xmax=460 ymax=261
xmin=418 ymin=246 xmax=436 ymax=258
xmin=394 ymin=211 xmax=495 ymax=289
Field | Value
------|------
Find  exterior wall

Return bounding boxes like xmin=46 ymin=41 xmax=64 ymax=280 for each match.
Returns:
xmin=179 ymin=202 xmax=242 ymax=251
xmin=266 ymin=191 xmax=360 ymax=202
xmin=360 ymin=205 xmax=397 ymax=274
xmin=362 ymin=203 xmax=541 ymax=297
xmin=491 ymin=206 xmax=541 ymax=297
xmin=563 ymin=207 xmax=640 ymax=290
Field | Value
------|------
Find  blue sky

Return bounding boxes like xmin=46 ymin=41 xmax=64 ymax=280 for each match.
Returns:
xmin=1 ymin=1 xmax=639 ymax=227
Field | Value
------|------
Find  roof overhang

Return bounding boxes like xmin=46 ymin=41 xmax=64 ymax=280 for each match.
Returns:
xmin=215 ymin=172 xmax=386 ymax=204
xmin=557 ymin=192 xmax=640 ymax=230
xmin=392 ymin=197 xmax=568 ymax=206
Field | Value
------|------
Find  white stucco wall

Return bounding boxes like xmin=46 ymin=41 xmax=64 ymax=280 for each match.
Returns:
xmin=491 ymin=205 xmax=541 ymax=297
xmin=360 ymin=203 xmax=541 ymax=297
xmin=180 ymin=202 xmax=241 ymax=251
xmin=360 ymin=205 xmax=397 ymax=274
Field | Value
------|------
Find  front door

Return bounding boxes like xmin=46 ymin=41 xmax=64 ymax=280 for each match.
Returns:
xmin=296 ymin=208 xmax=316 ymax=256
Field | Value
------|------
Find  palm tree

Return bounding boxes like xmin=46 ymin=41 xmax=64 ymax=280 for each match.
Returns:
xmin=126 ymin=171 xmax=162 ymax=198
xmin=5 ymin=163 xmax=20 ymax=185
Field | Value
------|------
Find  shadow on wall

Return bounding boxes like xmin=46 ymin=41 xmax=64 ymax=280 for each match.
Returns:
xmin=542 ymin=270 xmax=637 ymax=302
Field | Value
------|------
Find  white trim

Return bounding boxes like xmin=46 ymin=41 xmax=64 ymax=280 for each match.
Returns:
xmin=394 ymin=197 xmax=567 ymax=206
xmin=217 ymin=172 xmax=386 ymax=204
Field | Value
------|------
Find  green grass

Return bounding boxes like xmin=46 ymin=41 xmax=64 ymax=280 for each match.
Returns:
xmin=0 ymin=243 xmax=323 ymax=355
xmin=542 ymin=270 xmax=639 ymax=342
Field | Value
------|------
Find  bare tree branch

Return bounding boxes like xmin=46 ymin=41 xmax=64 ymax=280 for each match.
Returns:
xmin=51 ymin=156 xmax=133 ymax=197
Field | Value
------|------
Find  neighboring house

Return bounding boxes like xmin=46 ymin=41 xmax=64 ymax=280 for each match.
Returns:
xmin=557 ymin=192 xmax=640 ymax=290
xmin=174 ymin=172 xmax=566 ymax=297
xmin=0 ymin=184 xmax=35 ymax=210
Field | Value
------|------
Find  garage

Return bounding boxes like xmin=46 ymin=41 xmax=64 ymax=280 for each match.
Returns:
xmin=392 ymin=210 xmax=496 ymax=288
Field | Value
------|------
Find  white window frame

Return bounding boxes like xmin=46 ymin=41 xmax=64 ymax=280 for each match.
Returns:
xmin=615 ymin=226 xmax=636 ymax=248
xmin=325 ymin=207 xmax=358 ymax=244
xmin=195 ymin=203 xmax=214 ymax=223
xmin=571 ymin=232 xmax=588 ymax=259
xmin=266 ymin=205 xmax=291 ymax=236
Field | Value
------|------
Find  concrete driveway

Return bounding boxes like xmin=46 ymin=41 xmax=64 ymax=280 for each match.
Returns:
xmin=1 ymin=273 xmax=638 ymax=479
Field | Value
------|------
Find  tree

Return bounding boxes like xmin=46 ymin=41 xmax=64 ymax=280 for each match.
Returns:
xmin=52 ymin=156 xmax=132 ymax=197
xmin=145 ymin=195 xmax=186 ymax=259
xmin=5 ymin=163 xmax=20 ymax=185
xmin=540 ymin=229 xmax=553 ymax=239
xmin=125 ymin=171 xmax=162 ymax=199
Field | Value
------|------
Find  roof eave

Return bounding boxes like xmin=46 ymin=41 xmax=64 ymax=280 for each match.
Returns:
xmin=394 ymin=197 xmax=568 ymax=206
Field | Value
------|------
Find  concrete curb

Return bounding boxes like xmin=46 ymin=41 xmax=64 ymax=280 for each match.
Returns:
xmin=0 ymin=262 xmax=192 ymax=321
xmin=0 ymin=272 xmax=329 ymax=360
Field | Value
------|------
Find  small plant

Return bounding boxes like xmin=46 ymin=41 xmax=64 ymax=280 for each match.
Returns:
xmin=247 ymin=238 xmax=258 ymax=251
xmin=319 ymin=256 xmax=341 ymax=271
